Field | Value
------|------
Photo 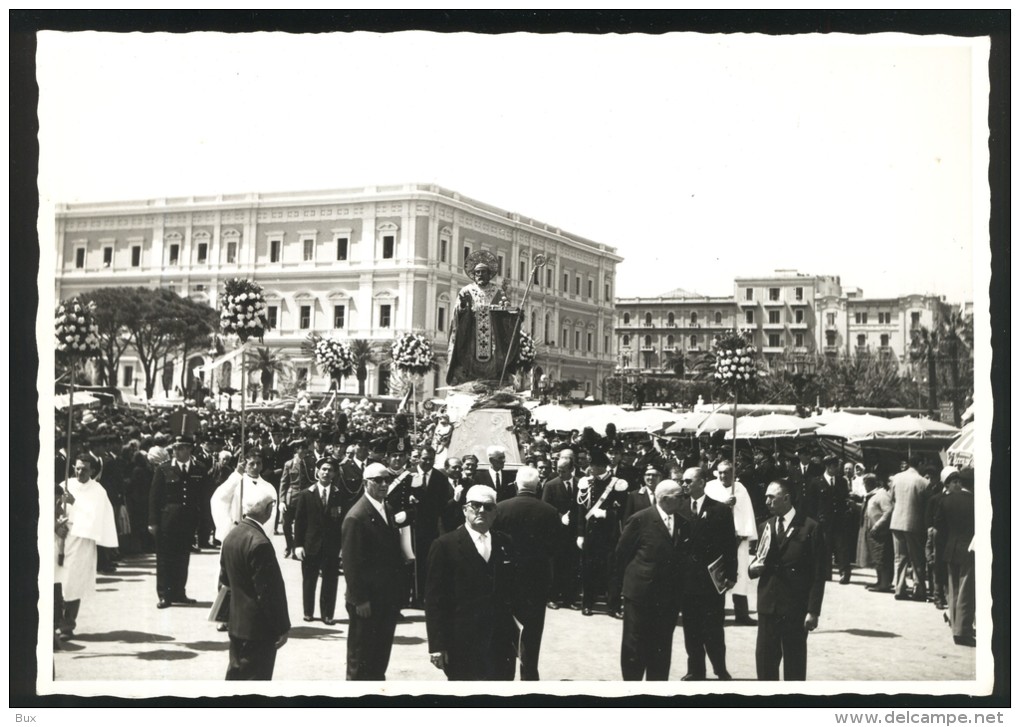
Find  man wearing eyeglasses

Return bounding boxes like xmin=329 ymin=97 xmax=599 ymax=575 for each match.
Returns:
xmin=341 ymin=462 xmax=408 ymax=680
xmin=425 ymin=485 xmax=518 ymax=681
xmin=749 ymin=479 xmax=827 ymax=680
xmin=676 ymin=467 xmax=737 ymax=681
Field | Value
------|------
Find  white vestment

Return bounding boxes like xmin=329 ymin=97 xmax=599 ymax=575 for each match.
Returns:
xmin=706 ymin=478 xmax=758 ymax=597
xmin=211 ymin=472 xmax=278 ymax=542
xmin=55 ymin=479 xmax=119 ymax=601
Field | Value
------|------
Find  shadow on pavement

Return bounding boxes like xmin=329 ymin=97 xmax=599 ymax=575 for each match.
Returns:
xmin=288 ymin=626 xmax=345 ymax=639
xmin=817 ymin=628 xmax=901 ymax=638
xmin=101 ymin=570 xmax=153 ymax=577
xmin=182 ymin=640 xmax=230 ymax=652
xmin=393 ymin=635 xmax=426 ymax=646
xmin=137 ymin=650 xmax=198 ymax=661
xmin=97 ymin=577 xmax=143 ymax=584
xmin=176 ymin=601 xmax=214 ymax=609
xmin=69 ymin=630 xmax=175 ymax=644
xmin=397 ymin=615 xmax=427 ymax=624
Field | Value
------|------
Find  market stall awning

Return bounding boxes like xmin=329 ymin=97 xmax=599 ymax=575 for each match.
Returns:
xmin=724 ymin=414 xmax=819 ymax=440
xmin=946 ymin=422 xmax=975 ymax=467
xmin=194 ymin=346 xmax=245 ymax=374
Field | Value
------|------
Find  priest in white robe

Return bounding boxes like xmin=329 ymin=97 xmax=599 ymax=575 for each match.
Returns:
xmin=706 ymin=460 xmax=759 ymax=626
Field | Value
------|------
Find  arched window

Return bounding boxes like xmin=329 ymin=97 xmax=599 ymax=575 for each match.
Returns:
xmin=667 ymin=335 xmax=675 ymax=347
xmin=715 ymin=311 xmax=722 ymax=325
xmin=644 ymin=312 xmax=652 ymax=326
xmin=623 ymin=312 xmax=630 ymax=324
xmin=690 ymin=334 xmax=698 ymax=347
xmin=622 ymin=335 xmax=630 ymax=346
xmin=644 ymin=335 xmax=652 ymax=347
xmin=667 ymin=312 xmax=675 ymax=326
xmin=690 ymin=312 xmax=698 ymax=325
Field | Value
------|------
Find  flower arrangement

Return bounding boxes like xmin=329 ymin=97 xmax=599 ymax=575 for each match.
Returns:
xmin=220 ymin=278 xmax=271 ymax=343
xmin=509 ymin=331 xmax=537 ymax=375
xmin=390 ymin=332 xmax=437 ymax=377
xmin=713 ymin=331 xmax=758 ymax=392
xmin=314 ymin=337 xmax=355 ymax=379
xmin=55 ymin=298 xmax=100 ymax=357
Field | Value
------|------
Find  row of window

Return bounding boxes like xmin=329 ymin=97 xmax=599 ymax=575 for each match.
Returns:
xmin=622 ymin=333 xmax=720 ymax=349
xmin=825 ymin=331 xmax=892 ymax=348
xmin=824 ymin=311 xmax=921 ymax=326
xmin=744 ymin=286 xmax=806 ymax=302
xmin=623 ymin=311 xmax=727 ymax=326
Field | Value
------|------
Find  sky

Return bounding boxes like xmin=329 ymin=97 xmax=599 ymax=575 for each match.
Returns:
xmin=36 ymin=31 xmax=988 ymax=303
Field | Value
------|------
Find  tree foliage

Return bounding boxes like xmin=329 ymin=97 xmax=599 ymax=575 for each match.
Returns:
xmin=349 ymin=339 xmax=379 ymax=396
xmin=244 ymin=346 xmax=293 ymax=400
xmin=78 ymin=288 xmax=136 ymax=386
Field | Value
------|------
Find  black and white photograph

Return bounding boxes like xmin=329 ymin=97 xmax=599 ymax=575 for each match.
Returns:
xmin=13 ymin=11 xmax=1008 ymax=712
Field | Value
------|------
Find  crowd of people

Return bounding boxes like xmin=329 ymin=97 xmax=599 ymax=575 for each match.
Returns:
xmin=52 ymin=396 xmax=976 ymax=682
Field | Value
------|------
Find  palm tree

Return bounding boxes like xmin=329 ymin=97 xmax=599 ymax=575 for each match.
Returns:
xmin=244 ymin=346 xmax=292 ymax=401
xmin=909 ymin=326 xmax=940 ymax=413
xmin=938 ymin=306 xmax=973 ymax=426
xmin=349 ymin=339 xmax=378 ymax=396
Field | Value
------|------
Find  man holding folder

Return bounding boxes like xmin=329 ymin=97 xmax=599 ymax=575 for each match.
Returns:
xmin=677 ymin=467 xmax=737 ymax=681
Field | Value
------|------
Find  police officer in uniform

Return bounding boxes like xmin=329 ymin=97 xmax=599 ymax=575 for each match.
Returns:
xmin=149 ymin=435 xmax=209 ymax=608
xmin=576 ymin=448 xmax=629 ymax=617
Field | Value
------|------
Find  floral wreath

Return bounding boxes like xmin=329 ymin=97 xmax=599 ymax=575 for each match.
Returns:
xmin=713 ymin=331 xmax=759 ymax=394
xmin=220 ymin=278 xmax=271 ymax=343
xmin=56 ymin=297 xmax=101 ymax=358
xmin=314 ymin=337 xmax=355 ymax=379
xmin=507 ymin=330 xmax=537 ymax=375
xmin=391 ymin=332 xmax=438 ymax=377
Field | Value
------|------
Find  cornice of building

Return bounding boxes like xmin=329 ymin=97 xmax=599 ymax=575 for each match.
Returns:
xmin=55 ymin=182 xmax=623 ymax=263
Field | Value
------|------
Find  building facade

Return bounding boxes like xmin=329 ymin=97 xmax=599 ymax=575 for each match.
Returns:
xmin=55 ymin=184 xmax=622 ymax=400
xmin=615 ymin=271 xmax=948 ymax=377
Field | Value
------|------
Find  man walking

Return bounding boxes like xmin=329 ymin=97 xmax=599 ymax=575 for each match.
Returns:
xmin=149 ymin=436 xmax=208 ymax=608
xmin=292 ymin=457 xmax=345 ymax=625
xmin=341 ymin=462 xmax=408 ymax=679
xmin=750 ymin=479 xmax=828 ymax=680
xmin=615 ymin=480 xmax=685 ymax=680
xmin=541 ymin=456 xmax=581 ymax=609
xmin=493 ymin=466 xmax=560 ymax=680
xmin=219 ymin=489 xmax=290 ymax=680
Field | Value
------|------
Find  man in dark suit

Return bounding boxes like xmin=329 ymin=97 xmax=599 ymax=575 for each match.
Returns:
xmin=615 ymin=480 xmax=685 ymax=680
xmin=541 ymin=456 xmax=581 ymax=609
xmin=750 ymin=479 xmax=828 ymax=680
xmin=149 ymin=436 xmax=209 ymax=608
xmin=787 ymin=447 xmax=823 ymax=519
xmin=341 ymin=462 xmax=409 ymax=679
xmin=473 ymin=445 xmax=518 ymax=502
xmin=338 ymin=441 xmax=368 ymax=520
xmin=408 ymin=445 xmax=453 ymax=605
xmin=292 ymin=457 xmax=345 ymax=625
xmin=934 ymin=467 xmax=975 ymax=647
xmin=812 ymin=454 xmax=853 ymax=584
xmin=278 ymin=439 xmax=314 ymax=558
xmin=493 ymin=466 xmax=560 ymax=680
xmin=677 ymin=467 xmax=737 ymax=680
xmin=609 ymin=446 xmax=641 ymax=491
xmin=219 ymin=489 xmax=290 ymax=680
xmin=576 ymin=449 xmax=630 ymax=617
xmin=622 ymin=465 xmax=660 ymax=525
xmin=425 ymin=485 xmax=518 ymax=681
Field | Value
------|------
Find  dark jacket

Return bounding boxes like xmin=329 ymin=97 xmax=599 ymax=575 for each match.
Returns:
xmin=292 ymin=485 xmax=345 ymax=560
xmin=474 ymin=468 xmax=519 ymax=502
xmin=622 ymin=487 xmax=655 ymax=526
xmin=615 ymin=506 xmax=684 ymax=608
xmin=341 ymin=494 xmax=407 ymax=608
xmin=219 ymin=518 xmax=290 ymax=642
xmin=493 ymin=491 xmax=560 ymax=604
xmin=149 ymin=459 xmax=209 ymax=549
xmin=755 ymin=511 xmax=828 ymax=618
xmin=677 ymin=496 xmax=738 ymax=596
xmin=412 ymin=467 xmax=454 ymax=542
xmin=425 ymin=527 xmax=517 ymax=680
xmin=934 ymin=490 xmax=974 ymax=565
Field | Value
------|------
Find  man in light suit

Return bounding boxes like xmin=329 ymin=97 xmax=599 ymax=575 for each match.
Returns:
xmin=750 ymin=479 xmax=828 ymax=681
xmin=888 ymin=454 xmax=930 ymax=601
xmin=473 ymin=445 xmax=518 ymax=502
xmin=341 ymin=462 xmax=408 ymax=679
xmin=426 ymin=485 xmax=518 ymax=681
xmin=493 ymin=466 xmax=560 ymax=680
xmin=614 ymin=479 xmax=685 ymax=680
xmin=677 ymin=467 xmax=737 ymax=681
xmin=219 ymin=489 xmax=290 ymax=680
xmin=292 ymin=457 xmax=345 ymax=625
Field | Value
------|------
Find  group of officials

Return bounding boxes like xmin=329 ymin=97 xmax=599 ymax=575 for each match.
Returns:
xmin=142 ymin=426 xmax=833 ymax=683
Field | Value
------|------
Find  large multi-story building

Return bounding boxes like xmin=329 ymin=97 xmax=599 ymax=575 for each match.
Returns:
xmin=615 ymin=270 xmax=949 ymax=377
xmin=55 ymin=183 xmax=622 ymax=400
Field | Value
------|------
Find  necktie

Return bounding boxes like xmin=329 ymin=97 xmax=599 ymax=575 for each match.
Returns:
xmin=480 ymin=533 xmax=490 ymax=562
xmin=692 ymin=500 xmax=698 ymax=517
xmin=321 ymin=487 xmax=329 ymax=506
xmin=777 ymin=515 xmax=786 ymax=542
xmin=494 ymin=471 xmax=500 ymax=489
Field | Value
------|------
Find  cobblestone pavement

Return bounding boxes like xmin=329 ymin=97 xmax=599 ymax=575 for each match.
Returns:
xmin=47 ymin=533 xmax=978 ymax=691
